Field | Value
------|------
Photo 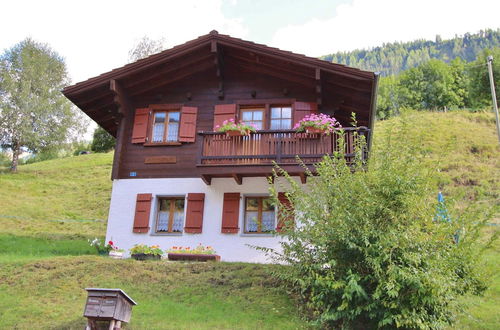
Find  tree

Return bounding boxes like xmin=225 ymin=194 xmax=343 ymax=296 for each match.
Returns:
xmin=399 ymin=59 xmax=463 ymax=110
xmin=90 ymin=126 xmax=115 ymax=153
xmin=268 ymin=127 xmax=489 ymax=328
xmin=128 ymin=36 xmax=167 ymax=62
xmin=468 ymin=47 xmax=500 ymax=108
xmin=0 ymin=38 xmax=86 ymax=172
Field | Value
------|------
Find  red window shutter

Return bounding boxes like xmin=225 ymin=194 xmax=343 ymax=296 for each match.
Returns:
xmin=133 ymin=193 xmax=152 ymax=233
xmin=213 ymin=104 xmax=237 ymax=131
xmin=293 ymin=101 xmax=318 ymax=126
xmin=221 ymin=192 xmax=240 ymax=233
xmin=277 ymin=192 xmax=294 ymax=232
xmin=179 ymin=106 xmax=198 ymax=142
xmin=131 ymin=108 xmax=150 ymax=143
xmin=184 ymin=193 xmax=205 ymax=233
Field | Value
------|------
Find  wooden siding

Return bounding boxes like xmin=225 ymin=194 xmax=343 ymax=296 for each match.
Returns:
xmin=117 ymin=68 xmax=369 ymax=180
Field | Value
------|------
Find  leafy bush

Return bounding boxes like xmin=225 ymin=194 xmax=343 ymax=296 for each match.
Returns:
xmin=72 ymin=141 xmax=91 ymax=156
xmin=90 ymin=127 xmax=115 ymax=153
xmin=267 ymin=127 xmax=491 ymax=329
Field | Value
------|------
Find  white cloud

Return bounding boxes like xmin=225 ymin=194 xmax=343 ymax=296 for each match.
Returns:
xmin=0 ymin=0 xmax=248 ymax=83
xmin=271 ymin=0 xmax=500 ymax=57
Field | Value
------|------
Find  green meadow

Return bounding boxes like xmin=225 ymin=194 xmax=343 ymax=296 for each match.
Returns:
xmin=0 ymin=111 xmax=498 ymax=329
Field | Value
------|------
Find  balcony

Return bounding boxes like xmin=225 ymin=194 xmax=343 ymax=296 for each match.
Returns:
xmin=196 ymin=127 xmax=370 ymax=185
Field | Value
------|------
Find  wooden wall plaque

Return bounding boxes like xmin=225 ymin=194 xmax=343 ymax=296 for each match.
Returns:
xmin=144 ymin=156 xmax=177 ymax=164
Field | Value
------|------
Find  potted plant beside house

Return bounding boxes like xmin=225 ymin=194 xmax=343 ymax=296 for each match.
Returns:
xmin=88 ymin=238 xmax=114 ymax=256
xmin=107 ymin=241 xmax=125 ymax=259
xmin=216 ymin=119 xmax=257 ymax=136
xmin=129 ymin=244 xmax=163 ymax=261
xmin=294 ymin=113 xmax=341 ymax=135
xmin=167 ymin=244 xmax=220 ymax=262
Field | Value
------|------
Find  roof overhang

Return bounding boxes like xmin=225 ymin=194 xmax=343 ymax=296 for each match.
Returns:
xmin=63 ymin=31 xmax=377 ymax=136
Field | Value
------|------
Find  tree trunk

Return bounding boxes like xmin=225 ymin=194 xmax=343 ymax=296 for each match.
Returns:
xmin=10 ymin=143 xmax=20 ymax=172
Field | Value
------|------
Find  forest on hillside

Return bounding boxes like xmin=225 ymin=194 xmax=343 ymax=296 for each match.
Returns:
xmin=322 ymin=29 xmax=500 ymax=119
xmin=322 ymin=29 xmax=500 ymax=76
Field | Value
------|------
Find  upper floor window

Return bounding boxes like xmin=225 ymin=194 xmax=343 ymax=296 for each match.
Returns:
xmin=152 ymin=111 xmax=180 ymax=143
xmin=244 ymin=196 xmax=275 ymax=234
xmin=270 ymin=106 xmax=292 ymax=129
xmin=240 ymin=108 xmax=265 ymax=130
xmin=156 ymin=197 xmax=185 ymax=233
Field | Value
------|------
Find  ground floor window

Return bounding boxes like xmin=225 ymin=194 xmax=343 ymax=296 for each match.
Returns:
xmin=156 ymin=197 xmax=185 ymax=233
xmin=244 ymin=196 xmax=275 ymax=234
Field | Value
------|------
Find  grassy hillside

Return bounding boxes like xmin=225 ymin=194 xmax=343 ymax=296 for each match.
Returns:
xmin=0 ymin=111 xmax=498 ymax=329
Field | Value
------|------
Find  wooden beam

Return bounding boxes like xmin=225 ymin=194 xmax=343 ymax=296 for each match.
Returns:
xmin=230 ymin=59 xmax=313 ymax=87
xmin=232 ymin=173 xmax=243 ymax=185
xmin=299 ymin=172 xmax=307 ymax=184
xmin=124 ymin=53 xmax=213 ymax=91
xmin=226 ymin=52 xmax=315 ymax=81
xmin=109 ymin=79 xmax=133 ymax=180
xmin=130 ymin=61 xmax=214 ymax=96
xmin=316 ymin=68 xmax=322 ymax=107
xmin=201 ymin=174 xmax=212 ymax=185
xmin=213 ymin=42 xmax=225 ymax=99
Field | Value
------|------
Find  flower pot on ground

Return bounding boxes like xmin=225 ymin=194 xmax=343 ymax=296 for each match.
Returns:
xmin=166 ymin=244 xmax=219 ymax=262
xmin=109 ymin=250 xmax=124 ymax=259
xmin=167 ymin=253 xmax=221 ymax=262
xmin=131 ymin=253 xmax=162 ymax=261
xmin=129 ymin=244 xmax=163 ymax=261
xmin=89 ymin=238 xmax=117 ymax=256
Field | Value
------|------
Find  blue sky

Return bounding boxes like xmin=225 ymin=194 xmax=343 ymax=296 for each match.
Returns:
xmin=1 ymin=0 xmax=499 ymax=83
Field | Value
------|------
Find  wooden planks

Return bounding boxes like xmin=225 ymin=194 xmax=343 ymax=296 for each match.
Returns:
xmin=144 ymin=156 xmax=177 ymax=164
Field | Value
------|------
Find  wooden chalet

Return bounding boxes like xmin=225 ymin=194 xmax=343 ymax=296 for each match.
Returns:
xmin=63 ymin=31 xmax=379 ymax=262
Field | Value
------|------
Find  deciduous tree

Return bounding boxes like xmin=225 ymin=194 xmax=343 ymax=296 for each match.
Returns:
xmin=0 ymin=38 xmax=85 ymax=171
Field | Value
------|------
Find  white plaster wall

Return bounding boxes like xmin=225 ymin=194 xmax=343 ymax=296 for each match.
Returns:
xmin=105 ymin=177 xmax=299 ymax=263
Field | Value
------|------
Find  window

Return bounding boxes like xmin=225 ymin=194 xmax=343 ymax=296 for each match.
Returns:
xmin=151 ymin=111 xmax=180 ymax=143
xmin=244 ymin=196 xmax=275 ymax=234
xmin=155 ymin=197 xmax=185 ymax=233
xmin=240 ymin=108 xmax=265 ymax=130
xmin=270 ymin=106 xmax=292 ymax=129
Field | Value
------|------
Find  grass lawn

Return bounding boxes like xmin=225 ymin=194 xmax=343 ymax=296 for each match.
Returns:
xmin=0 ymin=111 xmax=498 ymax=329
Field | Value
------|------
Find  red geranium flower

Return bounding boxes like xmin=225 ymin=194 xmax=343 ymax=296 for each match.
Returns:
xmin=108 ymin=241 xmax=114 ymax=246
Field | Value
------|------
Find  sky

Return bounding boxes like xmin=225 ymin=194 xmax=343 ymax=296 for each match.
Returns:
xmin=1 ymin=0 xmax=499 ymax=85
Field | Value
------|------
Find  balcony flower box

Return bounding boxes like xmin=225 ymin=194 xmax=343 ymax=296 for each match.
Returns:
xmin=294 ymin=113 xmax=341 ymax=135
xmin=226 ymin=129 xmax=250 ymax=137
xmin=215 ymin=119 xmax=257 ymax=137
xmin=167 ymin=253 xmax=221 ymax=262
xmin=305 ymin=127 xmax=327 ymax=134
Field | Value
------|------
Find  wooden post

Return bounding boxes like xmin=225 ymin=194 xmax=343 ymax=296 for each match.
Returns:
xmin=487 ymin=56 xmax=500 ymax=144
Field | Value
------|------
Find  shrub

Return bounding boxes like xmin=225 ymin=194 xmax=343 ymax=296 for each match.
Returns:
xmin=267 ymin=128 xmax=490 ymax=329
xmin=90 ymin=127 xmax=115 ymax=153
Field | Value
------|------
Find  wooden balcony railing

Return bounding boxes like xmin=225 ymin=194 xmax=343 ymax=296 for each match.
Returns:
xmin=197 ymin=127 xmax=370 ymax=166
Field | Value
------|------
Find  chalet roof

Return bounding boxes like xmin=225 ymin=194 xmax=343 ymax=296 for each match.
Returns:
xmin=63 ymin=31 xmax=378 ymax=136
